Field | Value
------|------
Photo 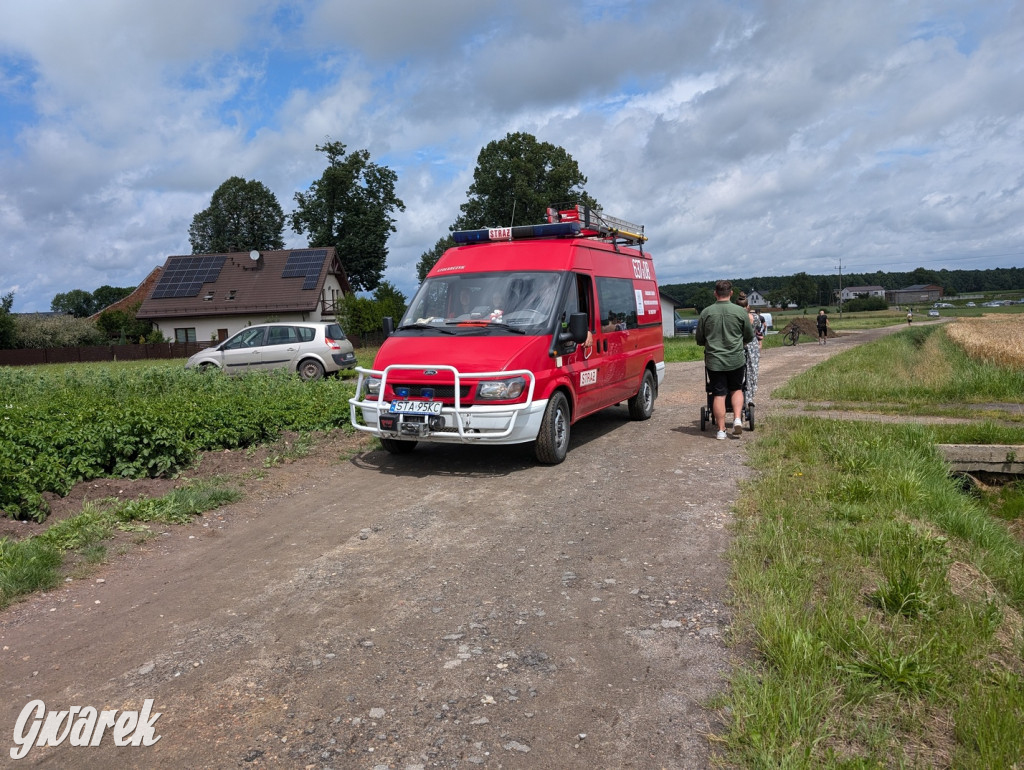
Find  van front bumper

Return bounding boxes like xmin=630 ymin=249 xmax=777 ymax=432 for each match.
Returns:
xmin=348 ymin=365 xmax=546 ymax=446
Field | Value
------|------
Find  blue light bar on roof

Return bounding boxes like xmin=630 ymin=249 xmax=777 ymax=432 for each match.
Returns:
xmin=452 ymin=221 xmax=581 ymax=245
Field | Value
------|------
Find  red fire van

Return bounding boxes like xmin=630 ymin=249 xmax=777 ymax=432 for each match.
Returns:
xmin=349 ymin=206 xmax=665 ymax=463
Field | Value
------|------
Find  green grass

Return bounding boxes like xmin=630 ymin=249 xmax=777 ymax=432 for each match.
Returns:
xmin=716 ymin=327 xmax=1024 ymax=767
xmin=0 ymin=478 xmax=240 ymax=608
xmin=663 ymin=334 xmax=705 ymax=362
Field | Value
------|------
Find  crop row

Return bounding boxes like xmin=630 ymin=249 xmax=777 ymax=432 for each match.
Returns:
xmin=0 ymin=363 xmax=356 ymax=521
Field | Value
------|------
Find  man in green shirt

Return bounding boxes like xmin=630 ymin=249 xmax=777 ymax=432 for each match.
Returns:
xmin=696 ymin=280 xmax=755 ymax=439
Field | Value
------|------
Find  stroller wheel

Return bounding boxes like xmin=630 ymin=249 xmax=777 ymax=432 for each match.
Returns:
xmin=746 ymin=403 xmax=755 ymax=431
xmin=700 ymin=405 xmax=708 ymax=432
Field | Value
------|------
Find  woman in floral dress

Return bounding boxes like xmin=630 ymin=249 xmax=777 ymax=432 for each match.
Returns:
xmin=737 ymin=293 xmax=764 ymax=407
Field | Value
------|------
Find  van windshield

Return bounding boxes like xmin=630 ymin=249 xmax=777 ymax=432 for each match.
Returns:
xmin=399 ymin=271 xmax=562 ymax=334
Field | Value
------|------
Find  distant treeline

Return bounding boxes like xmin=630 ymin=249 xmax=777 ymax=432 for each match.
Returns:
xmin=661 ymin=266 xmax=1024 ymax=308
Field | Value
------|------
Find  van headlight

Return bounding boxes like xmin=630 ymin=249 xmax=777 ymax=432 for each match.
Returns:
xmin=477 ymin=377 xmax=526 ymax=400
xmin=364 ymin=376 xmax=382 ymax=397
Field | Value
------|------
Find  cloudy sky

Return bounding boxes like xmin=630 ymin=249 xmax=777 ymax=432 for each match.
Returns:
xmin=1 ymin=0 xmax=1022 ymax=311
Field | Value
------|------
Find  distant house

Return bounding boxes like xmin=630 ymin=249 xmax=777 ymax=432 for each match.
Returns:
xmin=886 ymin=284 xmax=943 ymax=305
xmin=659 ymin=291 xmax=681 ymax=337
xmin=136 ymin=248 xmax=351 ymax=344
xmin=839 ymin=285 xmax=886 ymax=303
xmin=746 ymin=290 xmax=768 ymax=307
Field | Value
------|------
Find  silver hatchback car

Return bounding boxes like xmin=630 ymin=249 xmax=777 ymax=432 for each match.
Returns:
xmin=185 ymin=322 xmax=356 ymax=380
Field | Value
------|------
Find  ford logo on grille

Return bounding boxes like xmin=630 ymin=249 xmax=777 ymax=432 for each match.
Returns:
xmin=423 ymin=369 xmax=438 ymax=375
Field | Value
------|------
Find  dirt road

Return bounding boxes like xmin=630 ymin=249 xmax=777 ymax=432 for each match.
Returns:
xmin=0 ymin=327 xmax=896 ymax=769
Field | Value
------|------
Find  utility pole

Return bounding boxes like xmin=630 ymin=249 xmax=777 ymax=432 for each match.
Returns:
xmin=835 ymin=257 xmax=843 ymax=319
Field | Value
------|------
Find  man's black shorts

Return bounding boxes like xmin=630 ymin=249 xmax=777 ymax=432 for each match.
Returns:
xmin=708 ymin=366 xmax=745 ymax=397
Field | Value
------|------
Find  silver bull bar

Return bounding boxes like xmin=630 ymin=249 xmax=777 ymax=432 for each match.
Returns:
xmin=349 ymin=364 xmax=538 ymax=442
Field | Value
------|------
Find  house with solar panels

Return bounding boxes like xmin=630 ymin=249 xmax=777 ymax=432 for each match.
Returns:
xmin=137 ymin=248 xmax=352 ymax=344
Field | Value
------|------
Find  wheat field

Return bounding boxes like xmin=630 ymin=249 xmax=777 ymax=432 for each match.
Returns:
xmin=945 ymin=314 xmax=1024 ymax=368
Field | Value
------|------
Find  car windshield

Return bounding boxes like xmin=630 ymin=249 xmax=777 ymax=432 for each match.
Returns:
xmin=399 ymin=271 xmax=563 ymax=334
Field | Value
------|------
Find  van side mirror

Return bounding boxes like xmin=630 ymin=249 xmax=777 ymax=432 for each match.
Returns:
xmin=382 ymin=317 xmax=394 ymax=337
xmin=558 ymin=312 xmax=588 ymax=345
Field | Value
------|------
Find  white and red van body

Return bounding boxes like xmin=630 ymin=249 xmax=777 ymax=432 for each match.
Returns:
xmin=349 ymin=208 xmax=665 ymax=463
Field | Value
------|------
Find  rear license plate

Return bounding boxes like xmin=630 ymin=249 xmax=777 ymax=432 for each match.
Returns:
xmin=389 ymin=400 xmax=442 ymax=415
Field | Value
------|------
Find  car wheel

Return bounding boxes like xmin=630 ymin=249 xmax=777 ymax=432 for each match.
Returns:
xmin=627 ymin=369 xmax=656 ymax=421
xmin=198 ymin=362 xmax=217 ymax=373
xmin=298 ymin=359 xmax=325 ymax=381
xmin=380 ymin=438 xmax=417 ymax=454
xmin=535 ymin=391 xmax=570 ymax=464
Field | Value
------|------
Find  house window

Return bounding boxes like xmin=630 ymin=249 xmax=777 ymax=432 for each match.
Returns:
xmin=175 ymin=328 xmax=197 ymax=343
xmin=227 ymin=290 xmax=237 ymax=300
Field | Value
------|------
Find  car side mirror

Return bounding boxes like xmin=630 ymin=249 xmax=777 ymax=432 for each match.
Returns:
xmin=382 ymin=317 xmax=394 ymax=337
xmin=558 ymin=312 xmax=588 ymax=344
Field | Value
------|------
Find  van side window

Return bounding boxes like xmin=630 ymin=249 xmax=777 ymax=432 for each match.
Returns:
xmin=596 ymin=277 xmax=638 ymax=331
xmin=576 ymin=274 xmax=594 ymax=330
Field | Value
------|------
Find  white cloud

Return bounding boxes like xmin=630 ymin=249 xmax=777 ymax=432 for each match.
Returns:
xmin=1 ymin=0 xmax=1022 ymax=309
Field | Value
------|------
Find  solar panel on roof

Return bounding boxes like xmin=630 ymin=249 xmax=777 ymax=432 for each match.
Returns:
xmin=151 ymin=255 xmax=226 ymax=299
xmin=282 ymin=249 xmax=328 ymax=290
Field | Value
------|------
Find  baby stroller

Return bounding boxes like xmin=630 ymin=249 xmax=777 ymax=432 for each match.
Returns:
xmin=699 ymin=366 xmax=754 ymax=432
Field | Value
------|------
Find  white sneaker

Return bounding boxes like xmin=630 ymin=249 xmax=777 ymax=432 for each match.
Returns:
xmin=715 ymin=430 xmax=727 ymax=440
xmin=733 ymin=419 xmax=743 ymax=435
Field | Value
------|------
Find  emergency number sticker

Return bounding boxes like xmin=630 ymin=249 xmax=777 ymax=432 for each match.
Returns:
xmin=579 ymin=369 xmax=598 ymax=387
xmin=635 ymin=289 xmax=645 ymax=316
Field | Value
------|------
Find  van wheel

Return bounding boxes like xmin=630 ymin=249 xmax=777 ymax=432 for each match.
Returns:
xmin=627 ymin=369 xmax=656 ymax=420
xmin=380 ymin=438 xmax=417 ymax=454
xmin=535 ymin=392 xmax=570 ymax=464
xmin=298 ymin=359 xmax=325 ymax=381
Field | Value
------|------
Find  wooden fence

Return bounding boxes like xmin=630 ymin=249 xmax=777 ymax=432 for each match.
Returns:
xmin=0 ymin=333 xmax=384 ymax=368
xmin=0 ymin=342 xmax=211 ymax=367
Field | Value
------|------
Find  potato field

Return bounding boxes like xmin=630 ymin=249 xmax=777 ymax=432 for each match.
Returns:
xmin=0 ymin=362 xmax=356 ymax=521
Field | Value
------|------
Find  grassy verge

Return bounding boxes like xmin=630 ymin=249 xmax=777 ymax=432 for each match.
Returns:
xmin=0 ymin=479 xmax=240 ymax=609
xmin=663 ymin=334 xmax=705 ymax=363
xmin=716 ymin=326 xmax=1024 ymax=766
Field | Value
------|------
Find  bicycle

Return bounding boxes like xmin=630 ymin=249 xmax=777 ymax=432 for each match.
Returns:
xmin=782 ymin=323 xmax=801 ymax=346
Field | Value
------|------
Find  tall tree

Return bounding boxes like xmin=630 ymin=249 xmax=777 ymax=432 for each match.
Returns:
xmin=0 ymin=291 xmax=15 ymax=349
xmin=415 ymin=236 xmax=456 ymax=282
xmin=291 ymin=141 xmax=405 ymax=292
xmin=189 ymin=176 xmax=285 ymax=254
xmin=51 ymin=289 xmax=96 ymax=317
xmin=691 ymin=287 xmax=716 ymax=313
xmin=91 ymin=285 xmax=136 ymax=311
xmin=787 ymin=272 xmax=817 ymax=308
xmin=373 ymin=280 xmax=407 ymax=321
xmin=453 ymin=132 xmax=597 ymax=231
xmin=415 ymin=133 xmax=599 ymax=279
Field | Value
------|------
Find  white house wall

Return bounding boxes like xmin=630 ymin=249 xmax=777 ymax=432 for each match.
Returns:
xmin=659 ymin=296 xmax=676 ymax=337
xmin=151 ymin=313 xmax=319 ymax=344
